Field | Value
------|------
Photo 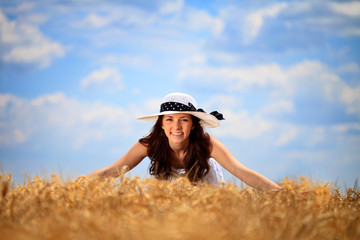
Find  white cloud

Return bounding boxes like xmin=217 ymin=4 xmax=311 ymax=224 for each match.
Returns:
xmin=216 ymin=110 xmax=273 ymax=139
xmin=0 ymin=92 xmax=138 ymax=147
xmin=74 ymin=5 xmax=155 ymax=29
xmin=340 ymin=86 xmax=360 ymax=115
xmin=203 ymin=95 xmax=238 ymax=110
xmin=285 ymin=1 xmax=360 ymax=37
xmin=332 ymin=123 xmax=360 ymax=133
xmin=259 ymin=100 xmax=295 ymax=116
xmin=83 ymin=13 xmax=111 ymax=28
xmin=159 ymin=0 xmax=184 ymax=14
xmin=288 ymin=61 xmax=360 ymax=116
xmin=330 ymin=2 xmax=360 ymax=17
xmin=337 ymin=62 xmax=360 ymax=74
xmin=67 ymin=1 xmax=223 ymax=52
xmin=185 ymin=9 xmax=224 ymax=36
xmin=81 ymin=66 xmax=124 ymax=92
xmin=14 ymin=2 xmax=49 ymax=25
xmin=31 ymin=92 xmax=66 ymax=107
xmin=143 ymin=98 xmax=163 ymax=115
xmin=206 ymin=51 xmax=240 ymax=65
xmin=81 ymin=104 xmax=126 ymax=124
xmin=287 ymin=61 xmax=340 ymax=99
xmin=0 ymin=94 xmax=28 ymax=145
xmin=0 ymin=94 xmax=31 ymax=145
xmin=179 ymin=60 xmax=360 ymax=117
xmin=77 ymin=1 xmax=222 ymax=35
xmin=13 ymin=129 xmax=26 ymax=143
xmin=16 ymin=2 xmax=36 ymax=12
xmin=243 ymin=3 xmax=288 ymax=44
xmin=159 ymin=1 xmax=224 ymax=36
xmin=275 ymin=126 xmax=298 ymax=146
xmin=307 ymin=127 xmax=326 ymax=147
xmin=0 ymin=9 xmax=65 ymax=68
xmin=178 ymin=54 xmax=207 ymax=68
xmin=178 ymin=63 xmax=288 ymax=91
xmin=218 ymin=1 xmax=360 ymax=49
xmin=101 ymin=54 xmax=151 ymax=68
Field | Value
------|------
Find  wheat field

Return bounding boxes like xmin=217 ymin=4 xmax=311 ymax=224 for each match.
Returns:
xmin=0 ymin=173 xmax=359 ymax=240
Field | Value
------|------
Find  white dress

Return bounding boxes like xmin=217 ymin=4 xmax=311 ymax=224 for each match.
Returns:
xmin=171 ymin=158 xmax=224 ymax=185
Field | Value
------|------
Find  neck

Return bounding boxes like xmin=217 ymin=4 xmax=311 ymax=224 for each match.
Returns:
xmin=168 ymin=141 xmax=189 ymax=169
xmin=169 ymin=140 xmax=189 ymax=154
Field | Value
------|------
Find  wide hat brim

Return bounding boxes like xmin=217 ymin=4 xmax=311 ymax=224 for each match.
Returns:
xmin=137 ymin=111 xmax=220 ymax=128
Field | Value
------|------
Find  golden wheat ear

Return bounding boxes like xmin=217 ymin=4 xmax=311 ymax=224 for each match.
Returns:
xmin=1 ymin=175 xmax=358 ymax=240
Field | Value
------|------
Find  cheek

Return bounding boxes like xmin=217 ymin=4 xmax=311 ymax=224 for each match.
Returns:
xmin=161 ymin=123 xmax=169 ymax=133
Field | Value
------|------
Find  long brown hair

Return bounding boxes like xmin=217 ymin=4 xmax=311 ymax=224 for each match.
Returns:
xmin=139 ymin=115 xmax=211 ymax=182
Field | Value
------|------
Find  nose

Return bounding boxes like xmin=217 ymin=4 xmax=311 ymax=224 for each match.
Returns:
xmin=174 ymin=120 xmax=182 ymax=129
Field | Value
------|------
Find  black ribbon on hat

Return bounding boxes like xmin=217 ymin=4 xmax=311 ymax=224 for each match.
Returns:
xmin=160 ymin=101 xmax=225 ymax=120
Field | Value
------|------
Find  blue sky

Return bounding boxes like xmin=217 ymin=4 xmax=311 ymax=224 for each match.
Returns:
xmin=1 ymin=0 xmax=359 ymax=188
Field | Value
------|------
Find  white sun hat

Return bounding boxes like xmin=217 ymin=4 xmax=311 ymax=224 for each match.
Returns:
xmin=137 ymin=92 xmax=224 ymax=128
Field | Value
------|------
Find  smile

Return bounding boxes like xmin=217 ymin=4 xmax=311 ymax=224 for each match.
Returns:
xmin=171 ymin=132 xmax=183 ymax=136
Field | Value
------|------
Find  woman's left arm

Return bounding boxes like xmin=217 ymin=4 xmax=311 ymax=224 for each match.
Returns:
xmin=210 ymin=135 xmax=281 ymax=191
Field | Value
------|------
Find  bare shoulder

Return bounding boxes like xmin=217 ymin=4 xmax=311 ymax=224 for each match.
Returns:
xmin=119 ymin=140 xmax=148 ymax=168
xmin=209 ymin=134 xmax=229 ymax=158
xmin=209 ymin=134 xmax=242 ymax=172
xmin=132 ymin=140 xmax=148 ymax=156
xmin=209 ymin=134 xmax=226 ymax=150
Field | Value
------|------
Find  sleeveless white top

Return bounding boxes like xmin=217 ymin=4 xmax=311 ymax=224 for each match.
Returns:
xmin=171 ymin=158 xmax=224 ymax=185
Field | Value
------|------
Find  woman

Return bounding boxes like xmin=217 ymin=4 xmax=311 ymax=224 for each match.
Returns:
xmin=88 ymin=93 xmax=281 ymax=191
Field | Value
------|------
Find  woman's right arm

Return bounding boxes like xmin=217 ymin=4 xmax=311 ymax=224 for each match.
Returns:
xmin=87 ymin=141 xmax=148 ymax=179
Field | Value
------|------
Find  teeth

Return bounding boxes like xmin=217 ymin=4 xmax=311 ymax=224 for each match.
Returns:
xmin=172 ymin=132 xmax=182 ymax=136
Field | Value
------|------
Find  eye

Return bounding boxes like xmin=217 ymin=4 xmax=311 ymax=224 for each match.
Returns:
xmin=165 ymin=118 xmax=173 ymax=121
xmin=181 ymin=119 xmax=189 ymax=122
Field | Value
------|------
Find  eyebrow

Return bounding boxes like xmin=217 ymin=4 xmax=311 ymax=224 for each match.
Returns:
xmin=164 ymin=115 xmax=190 ymax=119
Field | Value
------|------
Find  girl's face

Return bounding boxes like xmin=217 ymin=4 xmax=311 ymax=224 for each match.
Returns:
xmin=162 ymin=113 xmax=194 ymax=145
